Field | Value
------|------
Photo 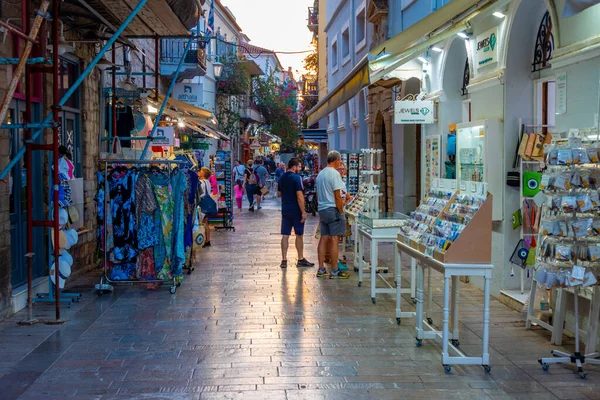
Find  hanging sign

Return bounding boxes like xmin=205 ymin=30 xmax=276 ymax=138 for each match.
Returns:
xmin=394 ymin=100 xmax=434 ymax=124
xmin=556 ymin=71 xmax=567 ymax=115
xmin=475 ymin=27 xmax=498 ymax=69
xmin=173 ymin=83 xmax=202 ymax=107
xmin=151 ymin=126 xmax=175 ymax=146
xmin=249 ymin=139 xmax=261 ymax=149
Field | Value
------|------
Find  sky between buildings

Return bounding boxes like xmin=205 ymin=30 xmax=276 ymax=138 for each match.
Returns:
xmin=222 ymin=0 xmax=315 ymax=78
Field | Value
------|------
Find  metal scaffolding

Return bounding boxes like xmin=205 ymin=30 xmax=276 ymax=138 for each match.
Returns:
xmin=0 ymin=0 xmax=201 ymax=321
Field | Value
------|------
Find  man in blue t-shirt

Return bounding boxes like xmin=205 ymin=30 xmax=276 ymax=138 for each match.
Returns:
xmin=254 ymin=159 xmax=269 ymax=209
xmin=277 ymin=158 xmax=314 ymax=269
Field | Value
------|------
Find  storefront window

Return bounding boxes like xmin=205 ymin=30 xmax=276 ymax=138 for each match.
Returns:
xmin=59 ymin=58 xmax=80 ymax=109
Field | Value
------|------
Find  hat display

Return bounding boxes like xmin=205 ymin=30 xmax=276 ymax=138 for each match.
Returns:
xmin=50 ymin=256 xmax=72 ymax=289
xmin=58 ymin=208 xmax=68 ymax=226
xmin=59 ymin=249 xmax=73 ymax=266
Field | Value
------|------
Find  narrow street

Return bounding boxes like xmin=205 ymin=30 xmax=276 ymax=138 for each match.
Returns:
xmin=0 ymin=196 xmax=595 ymax=399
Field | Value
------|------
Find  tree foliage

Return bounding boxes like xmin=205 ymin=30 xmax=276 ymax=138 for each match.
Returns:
xmin=303 ymin=51 xmax=318 ymax=74
xmin=215 ymin=55 xmax=249 ymax=138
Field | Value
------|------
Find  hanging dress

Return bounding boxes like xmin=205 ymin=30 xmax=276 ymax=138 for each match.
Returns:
xmin=150 ymin=171 xmax=173 ymax=280
xmin=183 ymin=169 xmax=200 ymax=267
xmin=108 ymin=168 xmax=138 ymax=264
xmin=135 ymin=173 xmax=159 ymax=282
xmin=170 ymin=169 xmax=189 ymax=281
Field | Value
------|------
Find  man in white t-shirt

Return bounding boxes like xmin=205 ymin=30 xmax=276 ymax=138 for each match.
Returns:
xmin=232 ymin=160 xmax=245 ymax=185
xmin=316 ymin=150 xmax=351 ymax=279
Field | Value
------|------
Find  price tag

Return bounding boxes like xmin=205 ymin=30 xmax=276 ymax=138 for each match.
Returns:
xmin=470 ymin=182 xmax=477 ymax=193
xmin=459 ymin=181 xmax=467 ymax=191
xmin=450 ymin=180 xmax=457 ymax=190
xmin=439 ymin=179 xmax=445 ymax=189
xmin=432 ymin=178 xmax=439 ymax=188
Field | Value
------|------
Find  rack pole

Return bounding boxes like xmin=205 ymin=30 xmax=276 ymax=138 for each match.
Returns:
xmin=24 ymin=0 xmax=35 ymax=323
xmin=154 ymin=35 xmax=159 ymax=101
xmin=111 ymin=44 xmax=117 ymax=152
xmin=0 ymin=0 xmax=150 ymax=180
xmin=51 ymin=0 xmax=61 ymax=321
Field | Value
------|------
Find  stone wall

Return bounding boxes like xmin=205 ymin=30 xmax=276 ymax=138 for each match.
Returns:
xmin=367 ymin=85 xmax=394 ymax=212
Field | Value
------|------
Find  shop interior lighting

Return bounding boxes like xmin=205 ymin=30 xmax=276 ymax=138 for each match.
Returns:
xmin=431 ymin=46 xmax=443 ymax=53
xmin=417 ymin=56 xmax=428 ymax=63
xmin=177 ymin=118 xmax=185 ymax=128
xmin=493 ymin=11 xmax=506 ymax=18
xmin=146 ymin=104 xmax=158 ymax=114
xmin=457 ymin=31 xmax=469 ymax=39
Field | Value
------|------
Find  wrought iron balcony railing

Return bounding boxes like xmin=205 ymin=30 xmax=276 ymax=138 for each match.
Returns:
xmin=160 ymin=38 xmax=207 ymax=71
xmin=307 ymin=7 xmax=318 ymax=32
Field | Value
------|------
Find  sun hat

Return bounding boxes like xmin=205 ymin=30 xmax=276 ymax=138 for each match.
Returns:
xmin=50 ymin=256 xmax=72 ymax=289
xmin=64 ymin=228 xmax=79 ymax=250
xmin=50 ymin=229 xmax=68 ymax=250
xmin=58 ymin=208 xmax=68 ymax=226
xmin=59 ymin=249 xmax=73 ymax=266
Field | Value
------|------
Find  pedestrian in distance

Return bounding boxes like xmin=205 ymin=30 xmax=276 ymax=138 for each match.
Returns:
xmin=199 ymin=167 xmax=215 ymax=247
xmin=244 ymin=160 xmax=259 ymax=211
xmin=254 ymin=159 xmax=269 ymax=209
xmin=234 ymin=179 xmax=244 ymax=213
xmin=278 ymin=157 xmax=314 ymax=269
xmin=232 ymin=159 xmax=245 ymax=185
xmin=316 ymin=151 xmax=351 ymax=279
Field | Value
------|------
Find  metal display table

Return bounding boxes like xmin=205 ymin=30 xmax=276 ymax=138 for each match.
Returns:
xmin=356 ymin=213 xmax=408 ymax=303
xmin=396 ymin=241 xmax=494 ymax=373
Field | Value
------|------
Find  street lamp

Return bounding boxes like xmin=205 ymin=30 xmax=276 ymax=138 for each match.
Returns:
xmin=213 ymin=61 xmax=224 ymax=78
xmin=297 ymin=78 xmax=305 ymax=94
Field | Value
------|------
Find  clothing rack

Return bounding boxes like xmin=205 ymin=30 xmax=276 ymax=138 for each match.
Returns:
xmin=96 ymin=158 xmax=188 ymax=295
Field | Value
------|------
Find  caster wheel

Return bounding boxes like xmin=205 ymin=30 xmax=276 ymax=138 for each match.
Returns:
xmin=371 ymin=298 xmax=376 ymax=304
xmin=416 ymin=340 xmax=422 ymax=347
xmin=483 ymin=365 xmax=491 ymax=374
xmin=451 ymin=339 xmax=460 ymax=348
xmin=396 ymin=318 xmax=401 ymax=325
xmin=358 ymin=282 xmax=362 ymax=287
xmin=541 ymin=363 xmax=549 ymax=371
xmin=412 ymin=298 xmax=417 ymax=304
xmin=444 ymin=365 xmax=452 ymax=373
xmin=427 ymin=317 xmax=433 ymax=325
xmin=170 ymin=286 xmax=177 ymax=294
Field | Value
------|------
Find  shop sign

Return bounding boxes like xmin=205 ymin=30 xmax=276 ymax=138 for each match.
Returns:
xmin=475 ymin=27 xmax=498 ymax=69
xmin=394 ymin=100 xmax=434 ymax=124
xmin=151 ymin=126 xmax=175 ymax=146
xmin=173 ymin=83 xmax=202 ymax=107
xmin=249 ymin=139 xmax=261 ymax=149
xmin=556 ymin=71 xmax=567 ymax=115
xmin=259 ymin=140 xmax=269 ymax=146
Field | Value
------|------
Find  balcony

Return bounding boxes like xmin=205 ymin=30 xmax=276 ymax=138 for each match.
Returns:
xmin=307 ymin=7 xmax=318 ymax=32
xmin=239 ymin=95 xmax=262 ymax=123
xmin=160 ymin=37 xmax=207 ymax=81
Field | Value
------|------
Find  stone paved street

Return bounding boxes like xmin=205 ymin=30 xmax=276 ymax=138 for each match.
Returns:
xmin=0 ymin=196 xmax=599 ymax=399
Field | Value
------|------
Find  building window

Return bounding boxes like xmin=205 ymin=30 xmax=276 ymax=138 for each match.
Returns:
xmin=355 ymin=6 xmax=366 ymax=50
xmin=341 ymin=27 xmax=350 ymax=61
xmin=331 ymin=37 xmax=338 ymax=72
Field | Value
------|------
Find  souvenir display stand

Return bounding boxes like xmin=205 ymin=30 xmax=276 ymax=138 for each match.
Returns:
xmin=531 ymin=137 xmax=600 ymax=378
xmin=395 ymin=180 xmax=494 ymax=372
xmin=340 ymin=150 xmax=364 ymax=196
xmin=209 ymin=152 xmax=235 ymax=232
xmin=95 ymin=159 xmax=188 ymax=295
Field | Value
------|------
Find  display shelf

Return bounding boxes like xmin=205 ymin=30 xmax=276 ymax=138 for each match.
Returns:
xmin=341 ymin=150 xmax=364 ymax=196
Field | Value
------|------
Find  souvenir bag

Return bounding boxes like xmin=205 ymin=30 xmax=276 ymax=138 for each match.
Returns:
xmin=523 ymin=171 xmax=542 ymax=197
xmin=199 ymin=181 xmax=217 ymax=216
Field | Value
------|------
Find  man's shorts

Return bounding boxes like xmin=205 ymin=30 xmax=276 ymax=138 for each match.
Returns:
xmin=319 ymin=207 xmax=346 ymax=237
xmin=281 ymin=214 xmax=305 ymax=236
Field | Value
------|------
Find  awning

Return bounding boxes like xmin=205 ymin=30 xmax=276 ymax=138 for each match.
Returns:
xmin=156 ymin=94 xmax=213 ymax=120
xmin=369 ymin=0 xmax=502 ymax=83
xmin=184 ymin=120 xmax=229 ymax=141
xmin=299 ymin=129 xmax=328 ymax=143
xmin=306 ymin=57 xmax=369 ymax=127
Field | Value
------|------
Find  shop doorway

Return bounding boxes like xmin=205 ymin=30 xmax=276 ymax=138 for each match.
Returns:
xmin=8 ymin=100 xmax=45 ymax=288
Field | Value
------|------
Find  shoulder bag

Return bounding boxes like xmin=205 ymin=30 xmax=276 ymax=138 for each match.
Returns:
xmin=199 ymin=181 xmax=218 ymax=216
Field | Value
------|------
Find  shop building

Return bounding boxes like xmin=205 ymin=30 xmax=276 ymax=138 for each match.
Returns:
xmin=0 ymin=0 xmax=202 ymax=318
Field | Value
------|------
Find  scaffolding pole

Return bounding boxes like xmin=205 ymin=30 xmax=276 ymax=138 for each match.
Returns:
xmin=0 ymin=0 xmax=49 ymax=127
xmin=0 ymin=0 xmax=150 ymax=181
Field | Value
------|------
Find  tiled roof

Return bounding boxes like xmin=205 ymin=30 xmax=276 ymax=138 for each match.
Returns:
xmin=241 ymin=43 xmax=275 ymax=55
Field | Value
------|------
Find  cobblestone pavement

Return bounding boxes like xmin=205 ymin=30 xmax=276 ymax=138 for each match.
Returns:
xmin=0 ymin=195 xmax=599 ymax=399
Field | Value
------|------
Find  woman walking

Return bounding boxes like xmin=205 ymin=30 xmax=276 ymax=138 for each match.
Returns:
xmin=244 ymin=160 xmax=259 ymax=212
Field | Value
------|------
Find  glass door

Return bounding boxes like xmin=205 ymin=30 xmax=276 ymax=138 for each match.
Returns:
xmin=8 ymin=100 xmax=45 ymax=288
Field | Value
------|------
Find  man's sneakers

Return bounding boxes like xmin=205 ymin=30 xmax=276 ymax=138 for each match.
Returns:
xmin=297 ymin=258 xmax=315 ymax=267
xmin=257 ymin=205 xmax=262 ymax=210
xmin=329 ymin=269 xmax=350 ymax=279
xmin=280 ymin=260 xmax=287 ymax=269
xmin=316 ymin=267 xmax=327 ymax=277
xmin=249 ymin=205 xmax=254 ymax=212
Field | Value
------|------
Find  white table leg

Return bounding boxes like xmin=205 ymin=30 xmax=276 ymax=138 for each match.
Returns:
xmin=586 ymin=286 xmax=600 ymax=354
xmin=395 ymin=246 xmax=402 ymax=323
xmin=370 ymin=238 xmax=377 ymax=303
xmin=411 ymin=257 xmax=416 ymax=301
xmin=526 ymin=279 xmax=537 ymax=329
xmin=551 ymin=288 xmax=567 ymax=346
xmin=442 ymin=273 xmax=451 ymax=365
xmin=482 ymin=272 xmax=491 ymax=366
xmin=426 ymin=267 xmax=433 ymax=324
xmin=451 ymin=275 xmax=460 ymax=342
xmin=358 ymin=230 xmax=364 ymax=287
xmin=416 ymin=262 xmax=424 ymax=342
